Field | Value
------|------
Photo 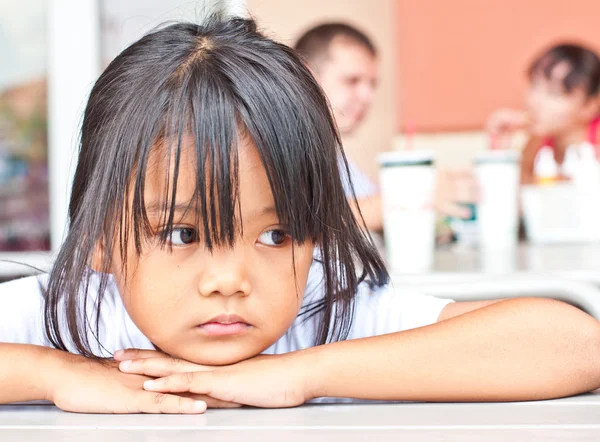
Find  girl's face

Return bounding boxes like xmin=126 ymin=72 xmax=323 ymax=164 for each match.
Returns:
xmin=108 ymin=137 xmax=315 ymax=366
xmin=526 ymin=61 xmax=595 ymax=137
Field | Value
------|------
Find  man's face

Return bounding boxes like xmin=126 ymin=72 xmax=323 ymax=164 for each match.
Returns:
xmin=315 ymin=37 xmax=378 ymax=135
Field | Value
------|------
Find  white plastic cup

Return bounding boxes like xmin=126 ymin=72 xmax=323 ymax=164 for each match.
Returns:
xmin=378 ymin=151 xmax=436 ymax=274
xmin=474 ymin=150 xmax=520 ymax=249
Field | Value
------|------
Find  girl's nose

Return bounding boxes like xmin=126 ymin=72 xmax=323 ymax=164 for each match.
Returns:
xmin=197 ymin=248 xmax=252 ymax=297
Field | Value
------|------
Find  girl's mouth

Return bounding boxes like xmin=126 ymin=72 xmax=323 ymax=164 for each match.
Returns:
xmin=198 ymin=313 xmax=252 ymax=336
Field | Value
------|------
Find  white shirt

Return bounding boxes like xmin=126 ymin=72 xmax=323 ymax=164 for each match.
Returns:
xmin=338 ymin=157 xmax=378 ymax=199
xmin=534 ymin=142 xmax=600 ymax=185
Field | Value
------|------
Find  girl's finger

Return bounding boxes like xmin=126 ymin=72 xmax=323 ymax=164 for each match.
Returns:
xmin=114 ymin=349 xmax=166 ymax=361
xmin=183 ymin=393 xmax=242 ymax=409
xmin=136 ymin=392 xmax=207 ymax=414
xmin=203 ymin=398 xmax=242 ymax=409
xmin=144 ymin=372 xmax=213 ymax=395
xmin=119 ymin=357 xmax=212 ymax=376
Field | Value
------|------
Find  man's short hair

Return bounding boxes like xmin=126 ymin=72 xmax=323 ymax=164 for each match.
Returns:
xmin=294 ymin=23 xmax=376 ymax=69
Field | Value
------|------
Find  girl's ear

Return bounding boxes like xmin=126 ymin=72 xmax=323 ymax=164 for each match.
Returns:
xmin=90 ymin=240 xmax=108 ymax=273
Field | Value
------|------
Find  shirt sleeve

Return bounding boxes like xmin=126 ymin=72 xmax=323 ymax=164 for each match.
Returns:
xmin=338 ymin=157 xmax=378 ymax=199
xmin=0 ymin=272 xmax=149 ymax=357
xmin=0 ymin=275 xmax=48 ymax=346
xmin=265 ymin=275 xmax=454 ymax=356
xmin=346 ymin=283 xmax=454 ymax=339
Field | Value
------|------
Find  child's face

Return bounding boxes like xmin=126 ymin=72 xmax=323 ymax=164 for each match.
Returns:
xmin=108 ymin=137 xmax=315 ymax=366
xmin=526 ymin=61 xmax=594 ymax=137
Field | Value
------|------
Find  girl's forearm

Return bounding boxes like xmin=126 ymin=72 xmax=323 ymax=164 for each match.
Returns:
xmin=0 ymin=343 xmax=58 ymax=404
xmin=301 ymin=298 xmax=600 ymax=402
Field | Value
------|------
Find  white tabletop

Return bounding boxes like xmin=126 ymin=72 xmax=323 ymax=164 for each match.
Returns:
xmin=435 ymin=243 xmax=600 ymax=274
xmin=391 ymin=243 xmax=600 ymax=285
xmin=1 ymin=391 xmax=599 ymax=441
xmin=0 ymin=251 xmax=54 ymax=279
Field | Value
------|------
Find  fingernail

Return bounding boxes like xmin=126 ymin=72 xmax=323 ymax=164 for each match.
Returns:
xmin=119 ymin=360 xmax=131 ymax=370
xmin=194 ymin=401 xmax=207 ymax=411
xmin=144 ymin=380 xmax=156 ymax=390
xmin=114 ymin=350 xmax=124 ymax=359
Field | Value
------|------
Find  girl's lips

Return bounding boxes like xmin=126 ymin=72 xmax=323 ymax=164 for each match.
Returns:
xmin=204 ymin=313 xmax=247 ymax=324
xmin=197 ymin=313 xmax=251 ymax=336
xmin=197 ymin=322 xmax=251 ymax=336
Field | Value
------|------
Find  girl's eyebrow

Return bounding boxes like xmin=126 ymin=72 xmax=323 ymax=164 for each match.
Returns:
xmin=247 ymin=205 xmax=277 ymax=220
xmin=144 ymin=201 xmax=193 ymax=215
xmin=144 ymin=202 xmax=276 ymax=219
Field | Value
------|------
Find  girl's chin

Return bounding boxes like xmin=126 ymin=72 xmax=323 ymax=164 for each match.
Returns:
xmin=182 ymin=348 xmax=259 ymax=367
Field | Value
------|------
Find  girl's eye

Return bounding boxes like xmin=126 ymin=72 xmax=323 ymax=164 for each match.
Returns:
xmin=167 ymin=228 xmax=197 ymax=246
xmin=257 ymin=229 xmax=290 ymax=246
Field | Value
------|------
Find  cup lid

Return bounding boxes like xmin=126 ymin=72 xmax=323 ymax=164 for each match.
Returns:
xmin=474 ymin=150 xmax=520 ymax=164
xmin=378 ymin=150 xmax=434 ymax=167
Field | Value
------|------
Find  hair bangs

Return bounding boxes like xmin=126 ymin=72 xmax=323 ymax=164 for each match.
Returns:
xmin=529 ymin=53 xmax=580 ymax=93
xmin=529 ymin=44 xmax=600 ymax=96
xmin=126 ymin=64 xmax=244 ymax=256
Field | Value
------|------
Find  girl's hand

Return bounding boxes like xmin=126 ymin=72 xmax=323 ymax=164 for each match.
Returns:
xmin=115 ymin=349 xmax=241 ymax=408
xmin=47 ymin=350 xmax=207 ymax=413
xmin=114 ymin=348 xmax=212 ymax=376
xmin=486 ymin=109 xmax=530 ymax=138
xmin=116 ymin=349 xmax=312 ymax=408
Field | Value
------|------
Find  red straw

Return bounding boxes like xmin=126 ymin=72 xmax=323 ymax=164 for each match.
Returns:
xmin=490 ymin=133 xmax=499 ymax=150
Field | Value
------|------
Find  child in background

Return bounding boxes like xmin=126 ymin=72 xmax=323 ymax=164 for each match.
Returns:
xmin=488 ymin=43 xmax=600 ymax=185
xmin=1 ymin=16 xmax=600 ymax=413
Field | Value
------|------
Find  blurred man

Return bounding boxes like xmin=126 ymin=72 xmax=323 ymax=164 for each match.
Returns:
xmin=295 ymin=23 xmax=475 ymax=232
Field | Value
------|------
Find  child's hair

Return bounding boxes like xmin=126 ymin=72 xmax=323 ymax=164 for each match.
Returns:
xmin=43 ymin=14 xmax=388 ymax=358
xmin=528 ymin=43 xmax=600 ymax=98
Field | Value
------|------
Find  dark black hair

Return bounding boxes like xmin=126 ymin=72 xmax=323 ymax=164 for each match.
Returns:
xmin=528 ymin=43 xmax=600 ymax=97
xmin=294 ymin=22 xmax=376 ymax=69
xmin=43 ymin=14 xmax=388 ymax=358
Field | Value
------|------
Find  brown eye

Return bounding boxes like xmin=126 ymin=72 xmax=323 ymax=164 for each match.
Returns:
xmin=168 ymin=228 xmax=197 ymax=245
xmin=258 ymin=229 xmax=289 ymax=246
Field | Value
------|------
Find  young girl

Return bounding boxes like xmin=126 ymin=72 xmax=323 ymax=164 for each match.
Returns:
xmin=1 ymin=16 xmax=599 ymax=414
xmin=488 ymin=43 xmax=600 ymax=185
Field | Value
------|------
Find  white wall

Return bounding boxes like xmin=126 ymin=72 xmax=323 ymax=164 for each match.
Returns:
xmin=48 ymin=0 xmax=101 ymax=251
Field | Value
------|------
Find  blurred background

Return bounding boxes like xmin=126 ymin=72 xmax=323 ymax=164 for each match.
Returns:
xmin=2 ymin=0 xmax=600 ymax=279
xmin=0 ymin=1 xmax=48 ymax=253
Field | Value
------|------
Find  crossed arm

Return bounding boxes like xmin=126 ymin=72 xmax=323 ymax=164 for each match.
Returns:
xmin=1 ymin=297 xmax=599 ymax=412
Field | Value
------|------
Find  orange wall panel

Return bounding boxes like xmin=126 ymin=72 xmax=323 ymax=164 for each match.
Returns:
xmin=396 ymin=0 xmax=600 ymax=132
